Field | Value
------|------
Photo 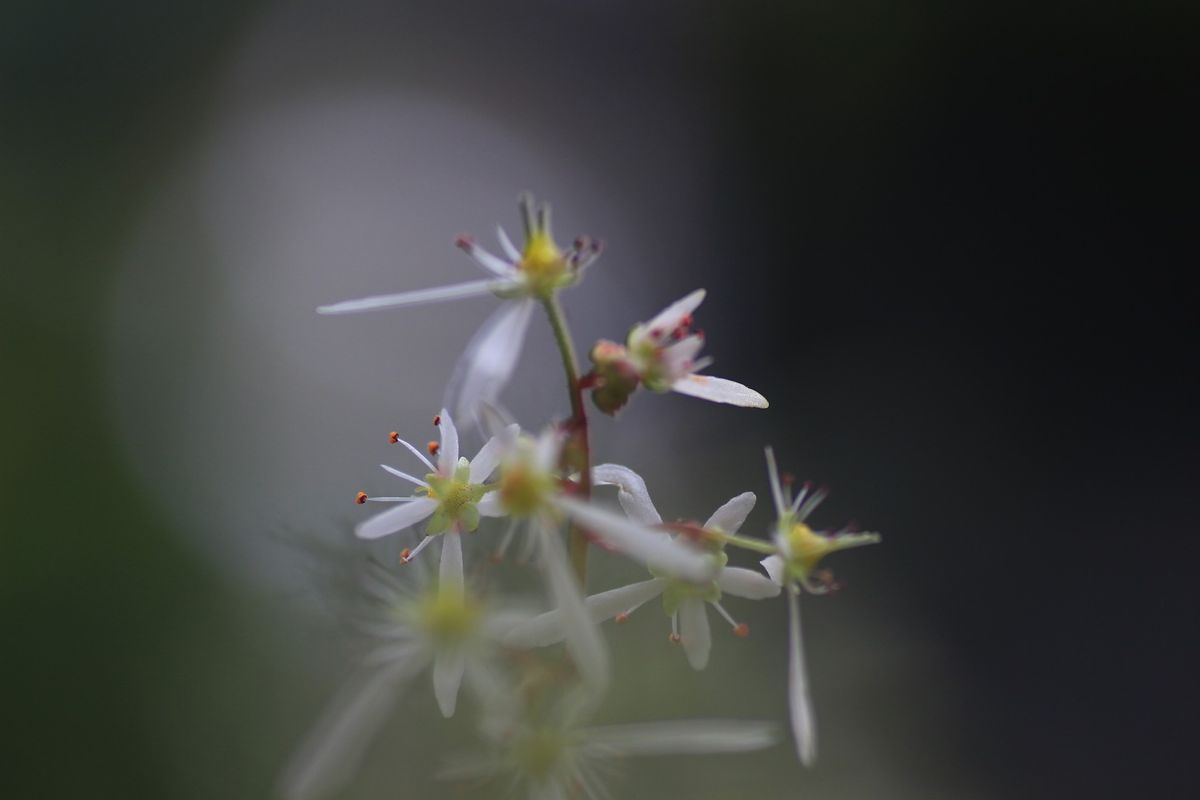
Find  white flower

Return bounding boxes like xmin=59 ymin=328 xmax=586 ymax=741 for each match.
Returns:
xmin=318 ymin=194 xmax=601 ymax=422
xmin=440 ymin=698 xmax=777 ymax=800
xmin=756 ymin=447 xmax=881 ymax=767
xmin=508 ymin=464 xmax=779 ymax=670
xmin=354 ymin=409 xmax=513 ymax=585
xmin=590 ymin=289 xmax=768 ymax=411
xmin=278 ymin=561 xmax=521 ymax=800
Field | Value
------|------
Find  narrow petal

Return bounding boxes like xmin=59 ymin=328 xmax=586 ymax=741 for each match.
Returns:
xmin=764 ymin=447 xmax=787 ymax=518
xmin=554 ymin=497 xmax=714 ymax=583
xmin=475 ymin=492 xmax=505 ymax=518
xmin=760 ymin=554 xmax=787 ymax=586
xmin=536 ymin=520 xmax=610 ymax=694
xmin=671 ymin=374 xmax=769 ymax=408
xmin=446 ymin=298 xmax=537 ymax=424
xmin=703 ymin=491 xmax=756 ymax=534
xmin=716 ymin=566 xmax=782 ymax=599
xmin=356 ymin=498 xmax=436 ymax=540
xmin=469 ymin=424 xmax=520 ymax=483
xmin=463 ymin=241 xmax=517 ymax=277
xmin=787 ymin=588 xmax=817 ymax=766
xmin=437 ymin=408 xmax=459 ymax=473
xmin=504 ymin=578 xmax=666 ymax=648
xmin=439 ymin=532 xmax=464 ymax=593
xmin=432 ymin=648 xmax=466 ymax=718
xmin=581 ymin=720 xmax=777 ymax=757
xmin=591 ymin=464 xmax=663 ymax=525
xmin=317 ymin=279 xmax=506 ymax=314
xmin=496 ymin=225 xmax=521 ymax=261
xmin=643 ymin=289 xmax=706 ymax=337
xmin=678 ymin=598 xmax=712 ymax=670
xmin=277 ymin=658 xmax=420 ymax=800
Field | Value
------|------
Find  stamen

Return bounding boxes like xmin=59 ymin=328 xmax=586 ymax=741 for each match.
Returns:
xmin=388 ymin=431 xmax=399 ymax=444
xmin=668 ymin=632 xmax=681 ymax=643
xmin=614 ymin=612 xmax=630 ymax=624
xmin=399 ymin=547 xmax=411 ymax=563
xmin=392 ymin=437 xmax=435 ymax=472
xmin=710 ymin=600 xmax=742 ymax=633
xmin=400 ymin=536 xmax=434 ymax=564
xmin=492 ymin=518 xmax=519 ymax=563
xmin=669 ymin=613 xmax=680 ymax=642
xmin=355 ymin=491 xmax=368 ymax=504
xmin=733 ymin=623 xmax=750 ymax=638
xmin=380 ymin=464 xmax=430 ymax=487
xmin=454 ymin=233 xmax=475 ymax=251
xmin=432 ymin=414 xmax=441 ymax=426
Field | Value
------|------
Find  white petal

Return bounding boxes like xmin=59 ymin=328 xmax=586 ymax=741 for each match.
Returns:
xmin=678 ymin=598 xmax=712 ymax=670
xmin=317 ymin=279 xmax=506 ymax=314
xmin=704 ymin=491 xmax=756 ymax=534
xmin=554 ymin=497 xmax=714 ymax=583
xmin=591 ymin=463 xmax=663 ymax=525
xmin=534 ymin=426 xmax=565 ymax=472
xmin=464 ymin=241 xmax=518 ymax=277
xmin=716 ymin=566 xmax=782 ymax=599
xmin=642 ymin=289 xmax=706 ymax=338
xmin=277 ymin=658 xmax=419 ymax=800
xmin=469 ymin=424 xmax=520 ymax=483
xmin=475 ymin=492 xmax=505 ymax=518
xmin=355 ymin=497 xmax=436 ymax=540
xmin=446 ymin=298 xmax=536 ymax=424
xmin=439 ymin=532 xmax=464 ymax=593
xmin=671 ymin=374 xmax=769 ymax=408
xmin=787 ymin=588 xmax=817 ymax=766
xmin=760 ymin=554 xmax=787 ymax=586
xmin=505 ymin=578 xmax=666 ymax=648
xmin=436 ymin=408 xmax=459 ymax=473
xmin=536 ymin=520 xmax=609 ymax=694
xmin=432 ymin=648 xmax=466 ymax=718
xmin=764 ymin=447 xmax=787 ymax=518
xmin=581 ymin=719 xmax=776 ymax=757
xmin=496 ymin=225 xmax=521 ymax=261
xmin=661 ymin=334 xmax=706 ymax=377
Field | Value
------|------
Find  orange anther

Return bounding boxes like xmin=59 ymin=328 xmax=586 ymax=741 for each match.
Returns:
xmin=614 ymin=612 xmax=630 ymax=624
xmin=668 ymin=633 xmax=681 ymax=644
xmin=399 ymin=548 xmax=412 ymax=563
xmin=733 ymin=623 xmax=750 ymax=638
xmin=388 ymin=431 xmax=400 ymax=444
xmin=427 ymin=441 xmax=440 ymax=456
xmin=355 ymin=491 xmax=368 ymax=505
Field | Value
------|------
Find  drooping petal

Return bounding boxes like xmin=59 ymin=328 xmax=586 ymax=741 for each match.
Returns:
xmin=432 ymin=648 xmax=467 ymax=718
xmin=716 ymin=566 xmax=782 ymax=599
xmin=671 ymin=374 xmax=769 ymax=408
xmin=760 ymin=554 xmax=787 ymax=586
xmin=591 ymin=463 xmax=663 ymax=526
xmin=581 ymin=719 xmax=777 ymax=757
xmin=278 ymin=656 xmax=422 ymax=800
xmin=317 ymin=279 xmax=508 ymax=315
xmin=505 ymin=578 xmax=666 ymax=648
xmin=439 ymin=532 xmax=464 ymax=593
xmin=469 ymin=424 xmax=520 ymax=483
xmin=554 ymin=497 xmax=714 ymax=583
xmin=436 ymin=408 xmax=459 ymax=473
xmin=356 ymin=497 xmax=437 ymax=540
xmin=535 ymin=519 xmax=610 ymax=695
xmin=446 ymin=298 xmax=537 ymax=424
xmin=678 ymin=597 xmax=712 ymax=670
xmin=704 ymin=491 xmax=756 ymax=534
xmin=787 ymin=588 xmax=817 ymax=766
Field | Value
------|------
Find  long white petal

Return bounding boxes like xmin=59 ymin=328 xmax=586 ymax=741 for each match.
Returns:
xmin=591 ymin=463 xmax=663 ymax=525
xmin=581 ymin=720 xmax=777 ymax=757
xmin=554 ymin=497 xmax=714 ymax=583
xmin=505 ymin=578 xmax=666 ymax=648
xmin=704 ymin=491 xmax=756 ymax=534
xmin=537 ymin=520 xmax=609 ymax=694
xmin=432 ymin=648 xmax=466 ymax=718
xmin=671 ymin=374 xmax=769 ymax=408
xmin=787 ymin=588 xmax=817 ymax=766
xmin=317 ymin=279 xmax=506 ymax=314
xmin=277 ymin=658 xmax=420 ymax=800
xmin=475 ymin=493 xmax=505 ymax=518
xmin=464 ymin=241 xmax=518 ymax=277
xmin=355 ymin=497 xmax=436 ymax=540
xmin=437 ymin=408 xmax=459 ymax=473
xmin=440 ymin=532 xmax=464 ymax=593
xmin=678 ymin=597 xmax=712 ymax=670
xmin=447 ymin=298 xmax=536 ymax=424
xmin=716 ymin=566 xmax=782 ymax=599
xmin=469 ymin=424 xmax=520 ymax=483
xmin=643 ymin=289 xmax=706 ymax=336
xmin=760 ymin=554 xmax=787 ymax=586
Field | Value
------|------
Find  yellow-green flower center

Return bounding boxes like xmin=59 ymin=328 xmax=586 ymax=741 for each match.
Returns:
xmin=415 ymin=589 xmax=482 ymax=643
xmin=513 ymin=728 xmax=568 ymax=780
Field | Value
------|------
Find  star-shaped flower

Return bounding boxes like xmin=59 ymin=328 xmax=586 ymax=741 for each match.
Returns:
xmin=588 ymin=289 xmax=768 ymax=413
xmin=318 ymin=193 xmax=601 ymax=422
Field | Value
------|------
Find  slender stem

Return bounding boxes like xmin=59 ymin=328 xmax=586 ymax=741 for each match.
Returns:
xmin=541 ymin=294 xmax=592 ymax=583
xmin=710 ymin=531 xmax=778 ymax=555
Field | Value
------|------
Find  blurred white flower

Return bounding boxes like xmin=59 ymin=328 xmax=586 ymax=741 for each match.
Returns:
xmin=756 ymin=447 xmax=882 ymax=767
xmin=508 ymin=464 xmax=779 ymax=670
xmin=318 ymin=194 xmax=601 ymax=422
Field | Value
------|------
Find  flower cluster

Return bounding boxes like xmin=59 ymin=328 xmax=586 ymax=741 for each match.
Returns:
xmin=284 ymin=195 xmax=881 ymax=798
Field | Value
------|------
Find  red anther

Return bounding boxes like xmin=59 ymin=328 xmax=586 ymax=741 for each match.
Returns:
xmin=614 ymin=612 xmax=630 ymax=624
xmin=680 ymin=313 xmax=693 ymax=328
xmin=427 ymin=440 xmax=440 ymax=456
xmin=733 ymin=623 xmax=750 ymax=638
xmin=388 ymin=431 xmax=400 ymax=444
xmin=649 ymin=328 xmax=663 ymax=339
xmin=454 ymin=233 xmax=475 ymax=250
xmin=591 ymin=238 xmax=604 ymax=253
xmin=695 ymin=329 xmax=705 ymax=339
xmin=782 ymin=473 xmax=796 ymax=486
xmin=573 ymin=236 xmax=587 ymax=250
xmin=399 ymin=548 xmax=412 ymax=563
xmin=668 ymin=633 xmax=681 ymax=643
xmin=355 ymin=491 xmax=368 ymax=505
xmin=432 ymin=414 xmax=441 ymax=426
xmin=802 ymin=480 xmax=814 ymax=491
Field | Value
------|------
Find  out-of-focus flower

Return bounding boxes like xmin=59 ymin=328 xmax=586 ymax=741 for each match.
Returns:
xmin=354 ymin=409 xmax=512 ymax=584
xmin=278 ymin=560 xmax=522 ymax=800
xmin=318 ymin=194 xmax=601 ymax=422
xmin=507 ymin=464 xmax=778 ymax=670
xmin=440 ymin=695 xmax=777 ymax=800
xmin=588 ymin=289 xmax=768 ymax=413
xmin=756 ymin=447 xmax=881 ymax=767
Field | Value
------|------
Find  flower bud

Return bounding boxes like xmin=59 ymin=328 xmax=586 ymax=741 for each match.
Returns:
xmin=588 ymin=340 xmax=641 ymax=415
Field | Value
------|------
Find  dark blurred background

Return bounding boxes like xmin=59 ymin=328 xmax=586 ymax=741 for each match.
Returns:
xmin=2 ymin=1 xmax=1196 ymax=798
